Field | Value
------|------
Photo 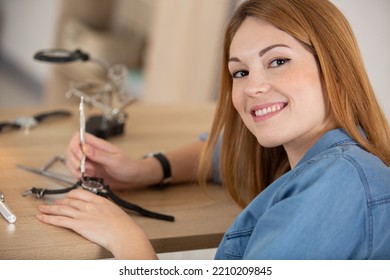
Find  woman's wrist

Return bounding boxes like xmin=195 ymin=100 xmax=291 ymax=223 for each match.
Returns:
xmin=111 ymin=221 xmax=158 ymax=260
xmin=134 ymin=156 xmax=165 ymax=187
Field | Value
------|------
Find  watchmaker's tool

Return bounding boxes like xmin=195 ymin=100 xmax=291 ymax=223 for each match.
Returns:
xmin=17 ymin=156 xmax=74 ymax=186
xmin=0 ymin=191 xmax=17 ymax=224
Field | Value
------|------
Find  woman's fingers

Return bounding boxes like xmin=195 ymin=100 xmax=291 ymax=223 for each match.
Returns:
xmin=65 ymin=133 xmax=83 ymax=177
xmin=65 ymin=153 xmax=81 ymax=178
xmin=37 ymin=199 xmax=83 ymax=230
xmin=65 ymin=133 xmax=104 ymax=178
xmin=65 ymin=154 xmax=97 ymax=178
xmin=38 ymin=203 xmax=78 ymax=218
xmin=37 ymin=190 xmax=102 ymax=228
xmin=36 ymin=213 xmax=76 ymax=230
xmin=68 ymin=132 xmax=120 ymax=167
xmin=84 ymin=133 xmax=119 ymax=153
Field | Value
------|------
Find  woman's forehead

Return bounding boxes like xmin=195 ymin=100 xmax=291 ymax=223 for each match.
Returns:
xmin=229 ymin=17 xmax=301 ymax=56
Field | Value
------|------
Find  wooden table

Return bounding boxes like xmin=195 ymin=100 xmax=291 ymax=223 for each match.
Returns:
xmin=0 ymin=103 xmax=241 ymax=259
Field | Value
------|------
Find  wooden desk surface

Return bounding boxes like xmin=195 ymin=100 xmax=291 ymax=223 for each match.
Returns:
xmin=0 ymin=103 xmax=241 ymax=259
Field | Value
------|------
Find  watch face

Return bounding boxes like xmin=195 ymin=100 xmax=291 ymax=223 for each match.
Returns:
xmin=80 ymin=178 xmax=106 ymax=194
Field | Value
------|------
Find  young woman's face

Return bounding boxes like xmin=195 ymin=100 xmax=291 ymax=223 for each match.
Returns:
xmin=229 ymin=17 xmax=335 ymax=167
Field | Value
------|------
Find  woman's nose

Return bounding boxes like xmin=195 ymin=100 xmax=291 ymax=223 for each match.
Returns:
xmin=244 ymin=74 xmax=271 ymax=97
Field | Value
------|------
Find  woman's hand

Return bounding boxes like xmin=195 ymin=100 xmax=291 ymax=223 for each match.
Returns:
xmin=65 ymin=133 xmax=161 ymax=190
xmin=37 ymin=189 xmax=157 ymax=259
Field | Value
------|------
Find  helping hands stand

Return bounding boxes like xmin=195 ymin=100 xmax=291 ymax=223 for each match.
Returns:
xmin=34 ymin=49 xmax=137 ymax=139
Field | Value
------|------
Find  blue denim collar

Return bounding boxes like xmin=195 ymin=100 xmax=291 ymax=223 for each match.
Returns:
xmin=295 ymin=128 xmax=358 ymax=168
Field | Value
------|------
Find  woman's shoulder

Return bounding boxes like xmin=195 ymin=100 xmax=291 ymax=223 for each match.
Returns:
xmin=295 ymin=143 xmax=390 ymax=203
xmin=338 ymin=144 xmax=390 ymax=201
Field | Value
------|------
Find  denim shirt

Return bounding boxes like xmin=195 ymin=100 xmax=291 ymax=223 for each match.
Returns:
xmin=214 ymin=129 xmax=390 ymax=259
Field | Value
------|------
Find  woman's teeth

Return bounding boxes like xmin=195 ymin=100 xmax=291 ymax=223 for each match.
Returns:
xmin=254 ymin=104 xmax=284 ymax=117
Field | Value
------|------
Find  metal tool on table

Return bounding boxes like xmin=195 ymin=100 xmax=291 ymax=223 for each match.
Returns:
xmin=0 ymin=110 xmax=72 ymax=134
xmin=17 ymin=155 xmax=74 ymax=186
xmin=0 ymin=191 xmax=17 ymax=224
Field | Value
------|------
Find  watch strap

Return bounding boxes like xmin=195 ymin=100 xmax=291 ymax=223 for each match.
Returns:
xmin=106 ymin=188 xmax=174 ymax=222
xmin=34 ymin=110 xmax=72 ymax=123
xmin=0 ymin=122 xmax=20 ymax=132
xmin=144 ymin=152 xmax=172 ymax=188
xmin=0 ymin=110 xmax=72 ymax=133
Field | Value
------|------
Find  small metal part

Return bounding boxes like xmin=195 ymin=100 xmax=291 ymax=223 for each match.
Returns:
xmin=21 ymin=189 xmax=33 ymax=197
xmin=0 ymin=192 xmax=17 ymax=224
xmin=14 ymin=116 xmax=38 ymax=134
xmin=22 ymin=188 xmax=45 ymax=199
xmin=17 ymin=164 xmax=74 ymax=185
xmin=41 ymin=155 xmax=66 ymax=171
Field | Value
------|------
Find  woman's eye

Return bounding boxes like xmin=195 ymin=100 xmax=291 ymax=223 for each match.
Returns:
xmin=232 ymin=70 xmax=249 ymax=78
xmin=269 ymin=58 xmax=290 ymax=68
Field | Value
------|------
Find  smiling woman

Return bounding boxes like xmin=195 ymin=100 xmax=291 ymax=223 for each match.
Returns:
xmin=36 ymin=0 xmax=390 ymax=260
xmin=198 ymin=0 xmax=390 ymax=259
xmin=200 ymin=0 xmax=390 ymax=208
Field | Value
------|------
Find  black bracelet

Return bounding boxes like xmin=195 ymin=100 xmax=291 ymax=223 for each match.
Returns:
xmin=143 ymin=152 xmax=172 ymax=188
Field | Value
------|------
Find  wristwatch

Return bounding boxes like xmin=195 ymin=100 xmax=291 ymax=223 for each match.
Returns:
xmin=23 ymin=177 xmax=174 ymax=222
xmin=143 ymin=152 xmax=172 ymax=188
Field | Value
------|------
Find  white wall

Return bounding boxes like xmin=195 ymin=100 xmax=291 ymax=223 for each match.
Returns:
xmin=0 ymin=0 xmax=60 ymax=82
xmin=331 ymin=0 xmax=390 ymax=120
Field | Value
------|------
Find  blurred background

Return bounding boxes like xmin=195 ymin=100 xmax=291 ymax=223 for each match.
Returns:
xmin=0 ymin=0 xmax=389 ymax=120
xmin=0 ymin=0 xmax=235 ymax=107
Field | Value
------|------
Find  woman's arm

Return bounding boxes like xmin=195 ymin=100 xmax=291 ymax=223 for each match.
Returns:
xmin=65 ymin=133 xmax=211 ymax=190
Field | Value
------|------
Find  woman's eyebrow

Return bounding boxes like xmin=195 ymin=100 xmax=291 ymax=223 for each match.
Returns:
xmin=259 ymin=44 xmax=290 ymax=57
xmin=229 ymin=43 xmax=290 ymax=63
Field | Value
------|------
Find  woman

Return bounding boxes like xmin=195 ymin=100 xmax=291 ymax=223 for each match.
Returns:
xmin=38 ymin=0 xmax=390 ymax=259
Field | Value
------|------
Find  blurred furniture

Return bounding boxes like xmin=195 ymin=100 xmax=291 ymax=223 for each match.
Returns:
xmin=45 ymin=0 xmax=151 ymax=104
xmin=45 ymin=0 xmax=232 ymax=105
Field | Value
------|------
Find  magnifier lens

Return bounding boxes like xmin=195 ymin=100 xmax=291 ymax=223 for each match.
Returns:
xmin=43 ymin=50 xmax=71 ymax=58
xmin=34 ymin=49 xmax=89 ymax=63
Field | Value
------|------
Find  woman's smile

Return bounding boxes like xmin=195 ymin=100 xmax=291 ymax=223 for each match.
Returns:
xmin=251 ymin=102 xmax=288 ymax=120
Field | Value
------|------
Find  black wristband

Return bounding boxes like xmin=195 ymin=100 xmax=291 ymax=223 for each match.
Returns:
xmin=143 ymin=152 xmax=172 ymax=188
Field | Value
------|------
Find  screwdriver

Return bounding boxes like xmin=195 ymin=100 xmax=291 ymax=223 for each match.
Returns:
xmin=0 ymin=191 xmax=16 ymax=224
